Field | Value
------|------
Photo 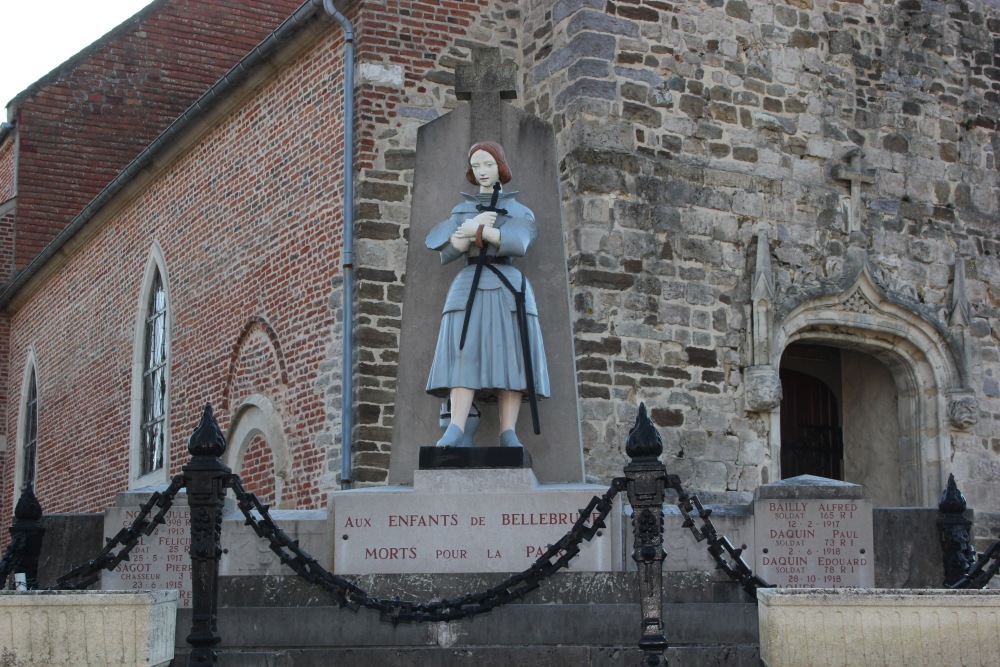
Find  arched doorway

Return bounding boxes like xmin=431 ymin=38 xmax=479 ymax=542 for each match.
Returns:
xmin=778 ymin=342 xmax=904 ymax=506
xmin=779 ymin=357 xmax=842 ymax=480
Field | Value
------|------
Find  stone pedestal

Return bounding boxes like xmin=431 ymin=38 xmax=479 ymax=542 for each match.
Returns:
xmin=758 ymin=588 xmax=1000 ymax=667
xmin=102 ymin=488 xmax=194 ymax=607
xmin=754 ymin=475 xmax=874 ymax=588
xmin=0 ymin=590 xmax=177 ymax=666
xmin=102 ymin=488 xmax=332 ymax=606
xmin=330 ymin=468 xmax=622 ymax=574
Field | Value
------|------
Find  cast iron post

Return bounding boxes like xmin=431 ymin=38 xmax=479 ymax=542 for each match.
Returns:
xmin=938 ymin=473 xmax=975 ymax=586
xmin=624 ymin=403 xmax=668 ymax=667
xmin=184 ymin=404 xmax=230 ymax=666
xmin=7 ymin=483 xmax=46 ymax=589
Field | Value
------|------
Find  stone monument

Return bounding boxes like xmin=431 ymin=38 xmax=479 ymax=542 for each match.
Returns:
xmin=388 ymin=47 xmax=583 ymax=484
xmin=753 ymin=475 xmax=874 ymax=588
xmin=332 ymin=49 xmax=612 ymax=576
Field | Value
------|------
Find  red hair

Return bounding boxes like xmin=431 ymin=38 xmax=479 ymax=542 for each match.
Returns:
xmin=465 ymin=141 xmax=512 ymax=186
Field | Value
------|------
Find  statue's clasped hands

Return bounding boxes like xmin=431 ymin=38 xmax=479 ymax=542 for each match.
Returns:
xmin=451 ymin=211 xmax=500 ymax=250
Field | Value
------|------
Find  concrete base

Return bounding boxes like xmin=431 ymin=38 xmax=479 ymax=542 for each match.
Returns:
xmin=758 ymin=588 xmax=1000 ymax=667
xmin=168 ymin=572 xmax=759 ymax=667
xmin=0 ymin=590 xmax=177 ymax=666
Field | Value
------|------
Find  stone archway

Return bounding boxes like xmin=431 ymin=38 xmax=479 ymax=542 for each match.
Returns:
xmin=778 ymin=342 xmax=907 ymax=506
xmin=768 ymin=264 xmax=966 ymax=506
xmin=226 ymin=394 xmax=291 ymax=507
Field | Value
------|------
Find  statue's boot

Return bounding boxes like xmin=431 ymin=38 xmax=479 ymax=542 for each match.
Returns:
xmin=499 ymin=429 xmax=523 ymax=448
xmin=436 ymin=423 xmax=465 ymax=447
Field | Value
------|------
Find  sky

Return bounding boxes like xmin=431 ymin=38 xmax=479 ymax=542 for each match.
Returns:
xmin=1 ymin=0 xmax=155 ymax=114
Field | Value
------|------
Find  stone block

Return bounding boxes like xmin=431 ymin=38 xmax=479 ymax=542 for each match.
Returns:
xmin=329 ymin=469 xmax=622 ymax=574
xmin=0 ymin=590 xmax=177 ymax=666
xmin=754 ymin=477 xmax=874 ymax=588
xmin=758 ymin=588 xmax=1000 ymax=667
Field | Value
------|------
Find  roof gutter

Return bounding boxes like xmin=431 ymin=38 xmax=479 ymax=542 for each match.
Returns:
xmin=0 ymin=0 xmax=329 ymax=310
xmin=321 ymin=0 xmax=357 ymax=489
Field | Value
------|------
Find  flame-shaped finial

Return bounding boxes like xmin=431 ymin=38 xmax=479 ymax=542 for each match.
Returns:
xmin=625 ymin=403 xmax=663 ymax=460
xmin=938 ymin=473 xmax=967 ymax=514
xmin=188 ymin=403 xmax=227 ymax=457
xmin=14 ymin=482 xmax=42 ymax=522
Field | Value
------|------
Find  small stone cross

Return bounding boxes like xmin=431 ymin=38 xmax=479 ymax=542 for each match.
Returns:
xmin=455 ymin=47 xmax=517 ymax=142
xmin=832 ymin=149 xmax=875 ymax=236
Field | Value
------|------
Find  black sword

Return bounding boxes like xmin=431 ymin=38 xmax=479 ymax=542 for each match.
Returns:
xmin=459 ymin=182 xmax=507 ymax=349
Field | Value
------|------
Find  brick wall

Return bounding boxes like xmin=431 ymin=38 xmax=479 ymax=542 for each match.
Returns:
xmin=8 ymin=0 xmax=303 ymax=273
xmin=0 ymin=138 xmax=14 ymax=204
xmin=239 ymin=434 xmax=276 ymax=506
xmin=1 ymin=17 xmax=348 ymax=526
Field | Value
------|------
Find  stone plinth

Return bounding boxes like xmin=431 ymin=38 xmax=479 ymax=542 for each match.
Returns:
xmin=624 ymin=503 xmax=756 ymax=575
xmin=0 ymin=590 xmax=177 ymax=666
xmin=758 ymin=588 xmax=1000 ymax=667
xmin=754 ymin=475 xmax=874 ymax=588
xmin=102 ymin=489 xmax=332 ymax=604
xmin=330 ymin=468 xmax=622 ymax=574
xmin=102 ymin=488 xmax=195 ymax=607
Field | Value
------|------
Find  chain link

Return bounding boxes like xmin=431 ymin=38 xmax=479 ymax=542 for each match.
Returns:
xmin=950 ymin=541 xmax=1000 ymax=589
xmin=50 ymin=474 xmax=185 ymax=590
xmin=35 ymin=465 xmax=771 ymax=611
xmin=228 ymin=474 xmax=627 ymax=623
xmin=0 ymin=541 xmax=18 ymax=585
xmin=666 ymin=474 xmax=771 ymax=599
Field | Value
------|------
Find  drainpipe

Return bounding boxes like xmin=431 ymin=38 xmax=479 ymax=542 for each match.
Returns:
xmin=323 ymin=0 xmax=356 ymax=489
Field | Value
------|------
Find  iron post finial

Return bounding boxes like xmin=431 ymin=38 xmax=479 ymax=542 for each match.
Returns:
xmin=14 ymin=482 xmax=43 ymax=522
xmin=625 ymin=403 xmax=663 ymax=460
xmin=939 ymin=473 xmax=967 ymax=514
xmin=188 ymin=403 xmax=227 ymax=457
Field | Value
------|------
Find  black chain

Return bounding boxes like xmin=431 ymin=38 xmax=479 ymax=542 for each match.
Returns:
xmin=0 ymin=540 xmax=18 ymax=586
xmin=666 ymin=474 xmax=772 ymax=599
xmin=228 ymin=474 xmax=626 ymax=623
xmin=50 ymin=474 xmax=185 ymax=590
xmin=950 ymin=540 xmax=1000 ymax=589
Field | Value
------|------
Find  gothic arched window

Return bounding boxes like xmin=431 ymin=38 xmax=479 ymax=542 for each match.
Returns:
xmin=21 ymin=368 xmax=38 ymax=489
xmin=140 ymin=270 xmax=167 ymax=476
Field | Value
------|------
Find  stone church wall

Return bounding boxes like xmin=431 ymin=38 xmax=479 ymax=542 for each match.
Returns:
xmin=349 ymin=0 xmax=1000 ymax=510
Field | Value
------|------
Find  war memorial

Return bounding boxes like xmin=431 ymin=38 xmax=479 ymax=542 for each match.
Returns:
xmin=1 ymin=0 xmax=1000 ymax=665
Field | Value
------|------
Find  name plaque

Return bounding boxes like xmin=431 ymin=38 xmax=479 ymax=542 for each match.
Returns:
xmin=753 ymin=476 xmax=874 ymax=588
xmin=102 ymin=492 xmax=192 ymax=608
xmin=331 ymin=469 xmax=622 ymax=574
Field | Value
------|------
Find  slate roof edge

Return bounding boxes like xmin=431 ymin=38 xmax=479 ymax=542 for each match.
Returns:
xmin=0 ymin=0 xmax=329 ymax=311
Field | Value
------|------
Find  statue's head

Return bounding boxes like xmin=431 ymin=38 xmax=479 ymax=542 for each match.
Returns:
xmin=466 ymin=141 xmax=512 ymax=188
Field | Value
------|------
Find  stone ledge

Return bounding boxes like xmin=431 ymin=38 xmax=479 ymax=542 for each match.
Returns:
xmin=759 ymin=588 xmax=1000 ymax=667
xmin=0 ymin=590 xmax=177 ymax=667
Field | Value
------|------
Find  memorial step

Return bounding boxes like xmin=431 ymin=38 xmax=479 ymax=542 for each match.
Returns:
xmin=171 ymin=599 xmax=759 ymax=666
xmin=173 ymin=644 xmax=760 ymax=666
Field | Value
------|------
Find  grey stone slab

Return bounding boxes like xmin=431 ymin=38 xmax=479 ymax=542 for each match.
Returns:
xmin=178 ymin=602 xmax=757 ymax=651
xmin=390 ymin=102 xmax=583 ymax=485
xmin=38 ymin=513 xmax=104 ymax=588
xmin=873 ymin=507 xmax=954 ymax=588
xmin=755 ymin=475 xmax=865 ymax=499
xmin=175 ymin=645 xmax=759 ymax=667
xmin=329 ymin=480 xmax=622 ymax=574
xmin=754 ymin=495 xmax=874 ymax=588
xmin=208 ymin=571 xmax=748 ymax=607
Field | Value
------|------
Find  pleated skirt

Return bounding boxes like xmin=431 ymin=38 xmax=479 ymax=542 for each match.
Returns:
xmin=426 ymin=288 xmax=550 ymax=400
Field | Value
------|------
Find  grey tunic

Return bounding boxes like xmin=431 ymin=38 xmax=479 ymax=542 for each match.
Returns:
xmin=425 ymin=191 xmax=550 ymax=400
